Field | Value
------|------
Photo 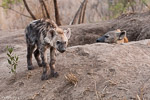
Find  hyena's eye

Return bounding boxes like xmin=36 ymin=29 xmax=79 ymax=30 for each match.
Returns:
xmin=56 ymin=41 xmax=61 ymax=45
xmin=105 ymin=35 xmax=109 ymax=38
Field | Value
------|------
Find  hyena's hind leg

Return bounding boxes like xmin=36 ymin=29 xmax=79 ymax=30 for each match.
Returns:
xmin=34 ymin=48 xmax=42 ymax=67
xmin=27 ymin=45 xmax=35 ymax=70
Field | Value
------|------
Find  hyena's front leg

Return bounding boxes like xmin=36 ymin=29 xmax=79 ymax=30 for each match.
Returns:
xmin=34 ymin=49 xmax=42 ymax=67
xmin=50 ymin=47 xmax=59 ymax=77
xmin=27 ymin=45 xmax=35 ymax=70
xmin=40 ymin=46 xmax=50 ymax=80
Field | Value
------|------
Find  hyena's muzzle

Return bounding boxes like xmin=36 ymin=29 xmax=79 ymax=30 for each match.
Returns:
xmin=56 ymin=41 xmax=67 ymax=53
xmin=96 ymin=35 xmax=106 ymax=43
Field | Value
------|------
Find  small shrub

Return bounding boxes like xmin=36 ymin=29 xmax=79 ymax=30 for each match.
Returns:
xmin=6 ymin=46 xmax=19 ymax=75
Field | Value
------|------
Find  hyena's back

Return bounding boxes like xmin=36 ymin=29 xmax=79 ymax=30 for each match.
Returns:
xmin=25 ymin=19 xmax=40 ymax=46
xmin=25 ymin=19 xmax=56 ymax=46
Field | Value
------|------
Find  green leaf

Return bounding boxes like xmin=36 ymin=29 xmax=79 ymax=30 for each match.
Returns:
xmin=2 ymin=0 xmax=22 ymax=9
xmin=9 ymin=47 xmax=13 ymax=54
xmin=16 ymin=56 xmax=19 ymax=61
xmin=11 ymin=56 xmax=14 ymax=60
xmin=11 ymin=69 xmax=14 ymax=73
xmin=7 ymin=53 xmax=11 ymax=58
xmin=7 ymin=59 xmax=11 ymax=64
xmin=14 ymin=64 xmax=16 ymax=70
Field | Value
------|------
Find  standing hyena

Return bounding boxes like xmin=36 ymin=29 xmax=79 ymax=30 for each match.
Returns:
xmin=25 ymin=19 xmax=71 ymax=80
xmin=96 ymin=29 xmax=128 ymax=43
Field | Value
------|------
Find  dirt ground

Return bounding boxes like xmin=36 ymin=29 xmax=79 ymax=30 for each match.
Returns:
xmin=1 ymin=12 xmax=150 ymax=100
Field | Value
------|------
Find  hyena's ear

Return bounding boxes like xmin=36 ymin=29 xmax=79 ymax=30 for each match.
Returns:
xmin=118 ymin=31 xmax=126 ymax=40
xmin=50 ymin=29 xmax=57 ymax=38
xmin=64 ymin=28 xmax=71 ymax=39
xmin=44 ymin=29 xmax=56 ymax=44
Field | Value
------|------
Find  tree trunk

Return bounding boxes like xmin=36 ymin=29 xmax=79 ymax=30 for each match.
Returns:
xmin=23 ymin=0 xmax=36 ymax=20
xmin=53 ymin=0 xmax=61 ymax=26
xmin=39 ymin=0 xmax=50 ymax=19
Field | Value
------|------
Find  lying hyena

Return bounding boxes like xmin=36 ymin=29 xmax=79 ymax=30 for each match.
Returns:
xmin=25 ymin=19 xmax=71 ymax=80
xmin=96 ymin=29 xmax=128 ymax=43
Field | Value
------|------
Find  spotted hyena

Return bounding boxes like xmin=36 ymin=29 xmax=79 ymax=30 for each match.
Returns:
xmin=25 ymin=19 xmax=71 ymax=80
xmin=96 ymin=29 xmax=128 ymax=43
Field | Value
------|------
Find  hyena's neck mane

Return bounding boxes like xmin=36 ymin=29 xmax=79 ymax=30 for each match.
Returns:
xmin=32 ymin=19 xmax=60 ymax=37
xmin=42 ymin=19 xmax=58 ymax=28
xmin=33 ymin=19 xmax=58 ymax=31
xmin=31 ymin=19 xmax=64 ymax=38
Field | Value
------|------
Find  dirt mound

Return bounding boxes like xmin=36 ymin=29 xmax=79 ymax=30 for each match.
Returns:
xmin=61 ymin=11 xmax=150 ymax=46
xmin=62 ymin=21 xmax=111 ymax=46
xmin=1 ymin=28 xmax=150 ymax=100
xmin=112 ymin=11 xmax=150 ymax=41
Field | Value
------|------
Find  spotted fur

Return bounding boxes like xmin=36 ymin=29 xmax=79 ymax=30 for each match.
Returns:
xmin=25 ymin=19 xmax=71 ymax=80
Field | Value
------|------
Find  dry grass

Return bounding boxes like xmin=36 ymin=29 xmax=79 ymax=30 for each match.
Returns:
xmin=65 ymin=73 xmax=78 ymax=86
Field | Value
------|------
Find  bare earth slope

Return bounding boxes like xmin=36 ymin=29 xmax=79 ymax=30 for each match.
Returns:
xmin=1 ymin=11 xmax=150 ymax=100
xmin=1 ymin=28 xmax=150 ymax=100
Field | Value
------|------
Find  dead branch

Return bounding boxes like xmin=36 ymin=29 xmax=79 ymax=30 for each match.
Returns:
xmin=23 ymin=0 xmax=36 ymax=20
xmin=128 ymin=0 xmax=135 ymax=13
xmin=39 ymin=0 xmax=50 ymax=19
xmin=70 ymin=0 xmax=87 ymax=25
xmin=141 ymin=0 xmax=150 ymax=9
xmin=78 ymin=6 xmax=84 ymax=23
xmin=78 ymin=0 xmax=85 ymax=24
xmin=70 ymin=0 xmax=84 ymax=25
xmin=0 ymin=6 xmax=32 ymax=19
xmin=53 ymin=0 xmax=61 ymax=26
xmin=81 ymin=0 xmax=88 ymax=23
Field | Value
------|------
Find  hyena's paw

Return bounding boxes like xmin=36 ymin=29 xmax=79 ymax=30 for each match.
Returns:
xmin=38 ymin=63 xmax=42 ymax=67
xmin=41 ymin=73 xmax=50 ymax=80
xmin=28 ymin=65 xmax=34 ymax=70
xmin=51 ymin=72 xmax=59 ymax=78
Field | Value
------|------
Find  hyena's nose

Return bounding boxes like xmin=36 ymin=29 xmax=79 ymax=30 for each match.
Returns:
xmin=60 ymin=49 xmax=66 ymax=53
xmin=96 ymin=39 xmax=100 ymax=42
xmin=96 ymin=36 xmax=105 ymax=42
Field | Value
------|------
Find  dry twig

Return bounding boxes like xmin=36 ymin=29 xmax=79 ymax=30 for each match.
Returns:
xmin=0 ymin=6 xmax=32 ymax=19
xmin=137 ymin=94 xmax=141 ymax=100
xmin=23 ymin=0 xmax=36 ymax=20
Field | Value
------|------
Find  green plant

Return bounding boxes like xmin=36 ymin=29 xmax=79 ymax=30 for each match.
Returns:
xmin=6 ymin=46 xmax=19 ymax=75
xmin=1 ymin=0 xmax=22 ymax=9
xmin=108 ymin=0 xmax=136 ymax=19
